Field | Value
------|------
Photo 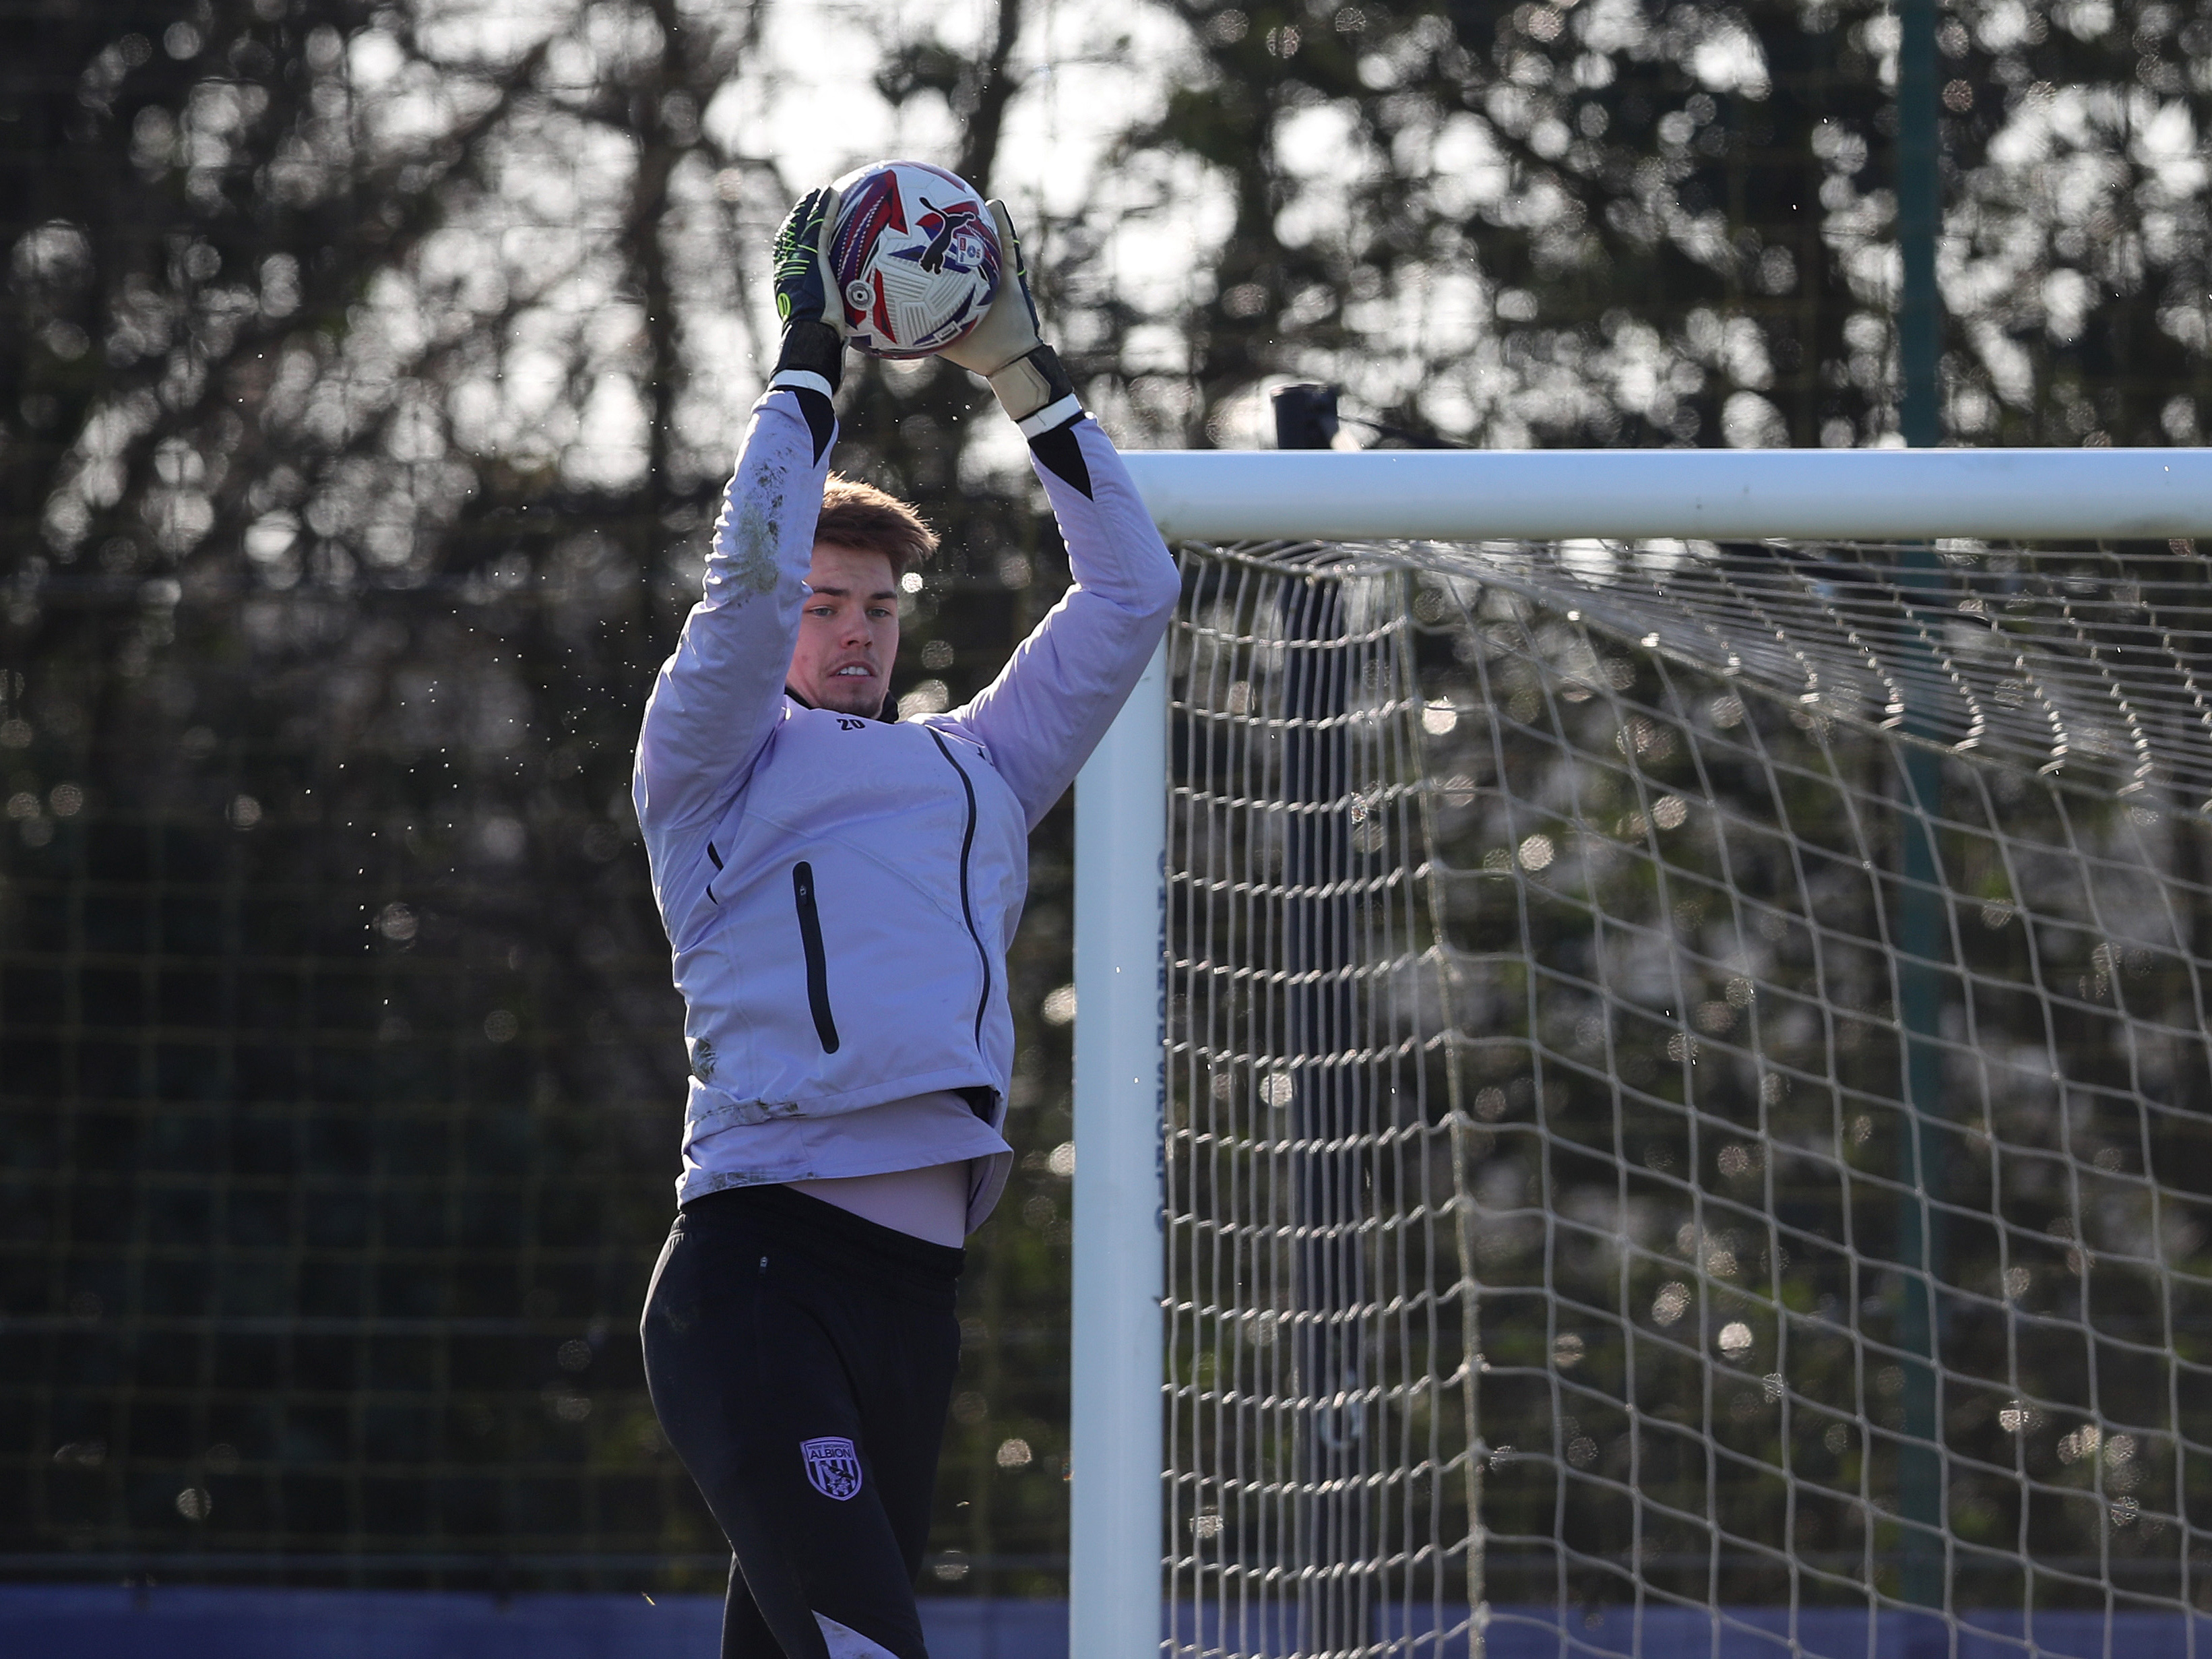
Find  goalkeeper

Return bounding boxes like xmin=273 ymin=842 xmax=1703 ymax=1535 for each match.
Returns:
xmin=633 ymin=182 xmax=1177 ymax=1659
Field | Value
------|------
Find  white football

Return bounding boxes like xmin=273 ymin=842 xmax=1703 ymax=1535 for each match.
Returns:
xmin=829 ymin=160 xmax=1002 ymax=359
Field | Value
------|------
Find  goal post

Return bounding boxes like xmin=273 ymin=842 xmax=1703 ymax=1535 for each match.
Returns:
xmin=1120 ymin=448 xmax=2212 ymax=543
xmin=1071 ymin=637 xmax=1170 ymax=1659
xmin=1069 ymin=447 xmax=2212 ymax=1659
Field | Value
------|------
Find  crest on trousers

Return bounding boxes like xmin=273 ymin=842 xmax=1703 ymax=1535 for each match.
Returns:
xmin=801 ymin=1436 xmax=862 ymax=1501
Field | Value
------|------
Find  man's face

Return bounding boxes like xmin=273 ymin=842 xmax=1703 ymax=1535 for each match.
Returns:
xmin=788 ymin=542 xmax=902 ymax=716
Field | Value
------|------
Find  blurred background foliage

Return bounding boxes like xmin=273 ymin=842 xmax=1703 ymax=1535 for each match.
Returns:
xmin=0 ymin=0 xmax=2205 ymax=1598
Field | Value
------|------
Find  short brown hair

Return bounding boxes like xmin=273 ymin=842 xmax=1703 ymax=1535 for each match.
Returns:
xmin=815 ymin=475 xmax=938 ymax=577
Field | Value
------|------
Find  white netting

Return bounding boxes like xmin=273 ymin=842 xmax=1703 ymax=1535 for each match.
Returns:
xmin=1163 ymin=538 xmax=2212 ymax=1659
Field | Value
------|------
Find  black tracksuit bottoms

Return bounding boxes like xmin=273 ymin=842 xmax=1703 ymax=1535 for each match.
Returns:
xmin=640 ymin=1183 xmax=964 ymax=1659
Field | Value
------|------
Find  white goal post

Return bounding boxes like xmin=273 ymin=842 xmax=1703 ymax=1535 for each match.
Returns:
xmin=1116 ymin=447 xmax=2212 ymax=544
xmin=1068 ymin=447 xmax=2212 ymax=1659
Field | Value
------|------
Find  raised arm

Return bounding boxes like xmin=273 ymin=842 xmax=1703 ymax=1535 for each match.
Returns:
xmin=944 ymin=419 xmax=1178 ymax=826
xmin=632 ymin=389 xmax=835 ymax=832
xmin=633 ymin=186 xmax=850 ymax=834
xmin=932 ymin=202 xmax=1179 ymax=827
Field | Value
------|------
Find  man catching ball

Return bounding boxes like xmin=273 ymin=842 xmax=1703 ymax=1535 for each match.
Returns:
xmin=632 ymin=178 xmax=1177 ymax=1659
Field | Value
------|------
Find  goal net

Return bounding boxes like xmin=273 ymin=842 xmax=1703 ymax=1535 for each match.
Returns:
xmin=1162 ymin=532 xmax=2212 ymax=1658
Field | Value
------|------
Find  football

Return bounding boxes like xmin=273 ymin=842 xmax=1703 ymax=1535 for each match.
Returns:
xmin=829 ymin=160 xmax=1002 ymax=359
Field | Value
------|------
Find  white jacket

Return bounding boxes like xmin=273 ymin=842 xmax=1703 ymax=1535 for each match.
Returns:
xmin=633 ymin=390 xmax=1178 ymax=1166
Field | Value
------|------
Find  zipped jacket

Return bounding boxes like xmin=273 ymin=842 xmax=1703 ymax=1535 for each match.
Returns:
xmin=633 ymin=389 xmax=1178 ymax=1160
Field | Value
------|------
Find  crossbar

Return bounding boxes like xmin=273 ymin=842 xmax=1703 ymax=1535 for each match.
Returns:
xmin=1117 ymin=447 xmax=2212 ymax=542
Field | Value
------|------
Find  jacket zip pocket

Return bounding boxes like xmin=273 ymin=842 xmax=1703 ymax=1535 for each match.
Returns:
xmin=790 ymin=861 xmax=840 ymax=1053
xmin=924 ymin=729 xmax=992 ymax=1044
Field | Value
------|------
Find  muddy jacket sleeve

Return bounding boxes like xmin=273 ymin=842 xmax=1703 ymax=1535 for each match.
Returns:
xmin=633 ymin=389 xmax=833 ymax=834
xmin=941 ymin=418 xmax=1182 ymax=830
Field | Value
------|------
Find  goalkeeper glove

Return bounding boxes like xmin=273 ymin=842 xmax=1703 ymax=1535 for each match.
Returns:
xmin=769 ymin=184 xmax=845 ymax=400
xmin=939 ymin=201 xmax=1083 ymax=438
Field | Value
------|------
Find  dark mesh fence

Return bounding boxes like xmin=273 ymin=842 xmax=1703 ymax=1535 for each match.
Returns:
xmin=1 ymin=565 xmax=709 ymax=1586
xmin=2 ymin=515 xmax=1084 ymax=1594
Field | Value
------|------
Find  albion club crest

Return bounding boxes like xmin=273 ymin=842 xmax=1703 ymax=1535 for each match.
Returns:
xmin=800 ymin=1436 xmax=863 ymax=1501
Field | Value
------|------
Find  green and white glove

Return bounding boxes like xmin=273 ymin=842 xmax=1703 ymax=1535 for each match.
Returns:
xmin=768 ymin=184 xmax=845 ymax=400
xmin=939 ymin=201 xmax=1083 ymax=438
